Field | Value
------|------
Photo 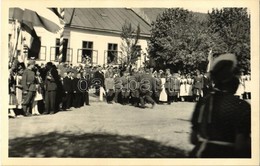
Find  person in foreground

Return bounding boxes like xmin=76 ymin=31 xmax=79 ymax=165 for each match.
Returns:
xmin=189 ymin=53 xmax=251 ymax=158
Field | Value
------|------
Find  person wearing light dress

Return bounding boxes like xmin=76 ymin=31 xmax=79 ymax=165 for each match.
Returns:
xmin=180 ymin=75 xmax=188 ymax=101
xmin=159 ymin=71 xmax=167 ymax=103
xmin=32 ymin=69 xmax=43 ymax=115
xmin=235 ymin=72 xmax=245 ymax=99
xmin=244 ymin=73 xmax=251 ymax=99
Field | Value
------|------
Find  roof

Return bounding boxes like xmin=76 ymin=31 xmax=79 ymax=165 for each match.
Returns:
xmin=64 ymin=8 xmax=151 ymax=37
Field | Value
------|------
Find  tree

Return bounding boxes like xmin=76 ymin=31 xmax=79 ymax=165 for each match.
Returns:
xmin=148 ymin=8 xmax=211 ymax=73
xmin=208 ymin=8 xmax=250 ymax=72
xmin=120 ymin=21 xmax=141 ymax=70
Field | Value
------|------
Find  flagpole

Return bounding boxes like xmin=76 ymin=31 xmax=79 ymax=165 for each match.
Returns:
xmin=59 ymin=8 xmax=65 ymax=63
xmin=206 ymin=48 xmax=213 ymax=73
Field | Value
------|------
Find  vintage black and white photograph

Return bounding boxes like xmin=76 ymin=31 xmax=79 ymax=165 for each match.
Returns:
xmin=1 ymin=0 xmax=259 ymax=165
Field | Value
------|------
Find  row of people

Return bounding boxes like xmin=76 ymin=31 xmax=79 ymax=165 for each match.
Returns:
xmin=8 ymin=60 xmax=251 ymax=117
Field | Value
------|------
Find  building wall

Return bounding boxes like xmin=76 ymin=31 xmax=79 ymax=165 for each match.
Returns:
xmin=9 ymin=23 xmax=149 ymax=68
xmin=69 ymin=28 xmax=148 ymax=67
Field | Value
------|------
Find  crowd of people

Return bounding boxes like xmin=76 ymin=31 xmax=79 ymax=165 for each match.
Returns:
xmin=8 ymin=53 xmax=252 ymax=158
xmin=8 ymin=60 xmax=251 ymax=118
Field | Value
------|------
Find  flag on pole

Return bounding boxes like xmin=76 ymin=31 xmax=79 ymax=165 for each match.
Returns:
xmin=9 ymin=7 xmax=63 ymax=33
xmin=9 ymin=7 xmax=63 ymax=62
xmin=206 ymin=49 xmax=213 ymax=72
xmin=21 ymin=22 xmax=41 ymax=59
xmin=58 ymin=8 xmax=66 ymax=62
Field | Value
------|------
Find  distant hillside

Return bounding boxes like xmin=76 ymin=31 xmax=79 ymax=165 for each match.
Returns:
xmin=192 ymin=12 xmax=209 ymax=22
xmin=133 ymin=8 xmax=208 ymax=25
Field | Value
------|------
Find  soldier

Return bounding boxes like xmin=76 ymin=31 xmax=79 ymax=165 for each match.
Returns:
xmin=193 ymin=70 xmax=204 ymax=101
xmin=21 ymin=60 xmax=36 ymax=116
xmin=153 ymin=71 xmax=162 ymax=104
xmin=129 ymin=68 xmax=140 ymax=107
xmin=165 ymin=69 xmax=174 ymax=104
xmin=139 ymin=68 xmax=156 ymax=109
xmin=172 ymin=73 xmax=181 ymax=102
xmin=114 ymin=72 xmax=122 ymax=103
xmin=121 ymin=71 xmax=130 ymax=105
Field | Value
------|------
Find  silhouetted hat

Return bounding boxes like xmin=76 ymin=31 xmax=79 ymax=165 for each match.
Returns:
xmin=210 ymin=53 xmax=237 ymax=83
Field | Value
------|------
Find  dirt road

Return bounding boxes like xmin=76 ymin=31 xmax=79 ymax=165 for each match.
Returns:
xmin=9 ymin=100 xmax=195 ymax=158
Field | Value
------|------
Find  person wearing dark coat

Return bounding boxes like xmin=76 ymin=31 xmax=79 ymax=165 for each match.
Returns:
xmin=43 ymin=62 xmax=60 ymax=114
xmin=121 ymin=71 xmax=130 ymax=105
xmin=165 ymin=69 xmax=174 ymax=104
xmin=129 ymin=68 xmax=140 ymax=107
xmin=81 ymin=71 xmax=90 ymax=106
xmin=139 ymin=69 xmax=156 ymax=108
xmin=93 ymin=66 xmax=105 ymax=96
xmin=62 ymin=70 xmax=73 ymax=110
xmin=72 ymin=72 xmax=82 ymax=108
xmin=193 ymin=70 xmax=204 ymax=101
xmin=190 ymin=53 xmax=251 ymax=158
xmin=21 ymin=60 xmax=36 ymax=116
xmin=114 ymin=73 xmax=122 ymax=103
xmin=153 ymin=72 xmax=162 ymax=104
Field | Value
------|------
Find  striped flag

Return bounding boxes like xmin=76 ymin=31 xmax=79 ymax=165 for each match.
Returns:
xmin=9 ymin=7 xmax=63 ymax=62
xmin=9 ymin=7 xmax=63 ymax=33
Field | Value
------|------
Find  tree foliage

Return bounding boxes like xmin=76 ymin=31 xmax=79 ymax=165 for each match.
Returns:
xmin=148 ymin=7 xmax=250 ymax=73
xmin=208 ymin=8 xmax=250 ymax=72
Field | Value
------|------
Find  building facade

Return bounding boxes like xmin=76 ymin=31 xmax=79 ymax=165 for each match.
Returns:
xmin=9 ymin=8 xmax=165 ymax=68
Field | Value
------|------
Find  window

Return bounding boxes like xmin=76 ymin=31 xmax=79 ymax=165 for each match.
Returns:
xmin=135 ymin=45 xmax=141 ymax=57
xmin=82 ymin=41 xmax=93 ymax=62
xmin=107 ymin=43 xmax=118 ymax=64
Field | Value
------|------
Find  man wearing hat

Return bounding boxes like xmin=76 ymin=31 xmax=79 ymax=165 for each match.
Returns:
xmin=21 ymin=60 xmax=36 ymax=116
xmin=190 ymin=53 xmax=251 ymax=158
xmin=43 ymin=62 xmax=60 ymax=114
xmin=61 ymin=69 xmax=73 ymax=110
xmin=93 ymin=65 xmax=105 ymax=96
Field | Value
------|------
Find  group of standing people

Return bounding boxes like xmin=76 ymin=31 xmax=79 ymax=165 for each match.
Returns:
xmin=8 ymin=59 xmax=251 ymax=117
xmin=9 ymin=60 xmax=62 ymax=117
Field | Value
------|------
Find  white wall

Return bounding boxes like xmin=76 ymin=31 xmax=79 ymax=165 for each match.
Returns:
xmin=9 ymin=22 xmax=149 ymax=67
xmin=70 ymin=28 xmax=148 ymax=67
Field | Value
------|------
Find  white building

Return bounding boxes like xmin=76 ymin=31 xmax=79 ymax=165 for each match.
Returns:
xmin=9 ymin=8 xmax=166 ymax=68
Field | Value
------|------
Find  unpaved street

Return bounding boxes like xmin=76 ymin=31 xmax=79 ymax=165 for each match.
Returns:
xmin=9 ymin=99 xmax=195 ymax=158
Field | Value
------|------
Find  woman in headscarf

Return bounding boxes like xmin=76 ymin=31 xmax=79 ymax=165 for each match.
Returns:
xmin=189 ymin=53 xmax=251 ymax=158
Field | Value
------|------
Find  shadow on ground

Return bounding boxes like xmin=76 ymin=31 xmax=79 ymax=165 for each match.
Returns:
xmin=9 ymin=132 xmax=188 ymax=158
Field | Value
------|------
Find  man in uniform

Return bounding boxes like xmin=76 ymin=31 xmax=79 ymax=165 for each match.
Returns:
xmin=139 ymin=68 xmax=156 ymax=108
xmin=165 ymin=69 xmax=173 ymax=104
xmin=193 ymin=70 xmax=204 ymax=101
xmin=121 ymin=71 xmax=130 ymax=105
xmin=129 ymin=68 xmax=140 ymax=107
xmin=21 ymin=60 xmax=36 ymax=116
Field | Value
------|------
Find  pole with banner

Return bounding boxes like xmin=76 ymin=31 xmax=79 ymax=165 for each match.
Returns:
xmin=58 ymin=8 xmax=65 ymax=63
